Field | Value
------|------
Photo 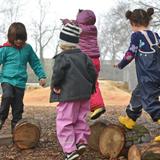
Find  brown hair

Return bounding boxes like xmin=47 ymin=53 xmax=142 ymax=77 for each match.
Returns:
xmin=7 ymin=22 xmax=27 ymax=45
xmin=125 ymin=8 xmax=154 ymax=27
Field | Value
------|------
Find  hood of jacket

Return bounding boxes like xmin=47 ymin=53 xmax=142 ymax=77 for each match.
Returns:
xmin=76 ymin=10 xmax=96 ymax=25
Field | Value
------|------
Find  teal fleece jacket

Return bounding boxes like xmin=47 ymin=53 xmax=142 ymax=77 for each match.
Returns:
xmin=0 ymin=43 xmax=46 ymax=88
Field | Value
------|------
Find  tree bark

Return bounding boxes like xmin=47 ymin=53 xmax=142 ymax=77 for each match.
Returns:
xmin=128 ymin=142 xmax=160 ymax=160
xmin=120 ymin=124 xmax=151 ymax=156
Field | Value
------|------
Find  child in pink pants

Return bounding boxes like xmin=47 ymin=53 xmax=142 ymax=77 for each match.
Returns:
xmin=50 ymin=23 xmax=97 ymax=160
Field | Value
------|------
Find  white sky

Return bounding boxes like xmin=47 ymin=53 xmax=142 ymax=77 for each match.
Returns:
xmin=22 ymin=0 xmax=118 ymax=58
xmin=52 ymin=0 xmax=117 ymax=19
xmin=0 ymin=0 xmax=119 ymax=58
xmin=25 ymin=0 xmax=117 ymax=20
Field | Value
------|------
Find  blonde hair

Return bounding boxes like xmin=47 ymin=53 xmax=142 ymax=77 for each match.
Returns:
xmin=60 ymin=44 xmax=77 ymax=51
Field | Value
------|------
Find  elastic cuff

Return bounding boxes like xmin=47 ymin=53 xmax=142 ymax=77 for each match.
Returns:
xmin=63 ymin=146 xmax=77 ymax=153
xmin=91 ymin=105 xmax=105 ymax=112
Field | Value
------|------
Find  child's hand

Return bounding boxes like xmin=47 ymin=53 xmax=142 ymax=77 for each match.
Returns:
xmin=113 ymin=64 xmax=118 ymax=68
xmin=39 ymin=78 xmax=46 ymax=87
xmin=60 ymin=19 xmax=71 ymax=25
xmin=53 ymin=88 xmax=61 ymax=94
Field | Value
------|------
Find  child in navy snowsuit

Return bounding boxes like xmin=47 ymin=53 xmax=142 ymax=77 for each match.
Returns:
xmin=115 ymin=8 xmax=160 ymax=142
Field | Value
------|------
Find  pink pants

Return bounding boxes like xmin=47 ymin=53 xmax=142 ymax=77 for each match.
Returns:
xmin=56 ymin=100 xmax=90 ymax=153
xmin=90 ymin=58 xmax=105 ymax=111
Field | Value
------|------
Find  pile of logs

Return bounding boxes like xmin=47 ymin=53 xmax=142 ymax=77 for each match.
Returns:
xmin=1 ymin=117 xmax=160 ymax=159
xmin=88 ymin=119 xmax=160 ymax=160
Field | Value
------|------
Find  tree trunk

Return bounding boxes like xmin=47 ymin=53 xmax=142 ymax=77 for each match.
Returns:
xmin=39 ymin=47 xmax=45 ymax=65
xmin=128 ymin=142 xmax=160 ymax=160
xmin=88 ymin=120 xmax=151 ymax=159
xmin=13 ymin=118 xmax=41 ymax=149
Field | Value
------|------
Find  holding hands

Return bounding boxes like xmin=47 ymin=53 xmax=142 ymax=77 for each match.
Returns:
xmin=39 ymin=78 xmax=46 ymax=87
xmin=60 ymin=19 xmax=76 ymax=25
xmin=113 ymin=64 xmax=118 ymax=68
xmin=61 ymin=19 xmax=72 ymax=25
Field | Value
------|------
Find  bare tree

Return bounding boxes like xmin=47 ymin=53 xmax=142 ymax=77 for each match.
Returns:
xmin=98 ymin=1 xmax=131 ymax=64
xmin=0 ymin=0 xmax=24 ymax=37
xmin=137 ymin=0 xmax=160 ymax=29
xmin=98 ymin=1 xmax=138 ymax=88
xmin=31 ymin=0 xmax=59 ymax=65
xmin=2 ymin=0 xmax=21 ymax=22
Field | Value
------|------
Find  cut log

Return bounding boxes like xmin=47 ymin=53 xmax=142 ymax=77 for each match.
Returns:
xmin=88 ymin=120 xmax=151 ymax=159
xmin=120 ymin=124 xmax=151 ymax=156
xmin=88 ymin=121 xmax=107 ymax=151
xmin=99 ymin=124 xmax=125 ymax=159
xmin=88 ymin=120 xmax=125 ymax=158
xmin=128 ymin=143 xmax=160 ymax=160
xmin=13 ymin=118 xmax=41 ymax=149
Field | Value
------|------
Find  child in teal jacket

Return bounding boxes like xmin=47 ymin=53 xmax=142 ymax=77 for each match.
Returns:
xmin=0 ymin=22 xmax=46 ymax=133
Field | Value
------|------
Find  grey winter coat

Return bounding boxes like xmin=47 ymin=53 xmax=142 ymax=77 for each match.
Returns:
xmin=50 ymin=48 xmax=97 ymax=102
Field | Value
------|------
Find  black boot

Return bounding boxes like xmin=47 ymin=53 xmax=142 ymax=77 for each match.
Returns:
xmin=11 ymin=122 xmax=17 ymax=134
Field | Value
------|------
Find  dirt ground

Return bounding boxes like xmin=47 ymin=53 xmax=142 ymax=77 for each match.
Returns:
xmin=0 ymin=80 xmax=159 ymax=160
xmin=23 ymin=80 xmax=131 ymax=107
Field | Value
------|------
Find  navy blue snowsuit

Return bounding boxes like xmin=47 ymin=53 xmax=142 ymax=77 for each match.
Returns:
xmin=118 ymin=30 xmax=160 ymax=121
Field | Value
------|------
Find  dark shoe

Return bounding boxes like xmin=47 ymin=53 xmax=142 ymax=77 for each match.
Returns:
xmin=65 ymin=151 xmax=79 ymax=160
xmin=11 ymin=122 xmax=17 ymax=134
xmin=77 ymin=144 xmax=86 ymax=155
xmin=0 ymin=119 xmax=4 ymax=130
xmin=90 ymin=108 xmax=106 ymax=120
